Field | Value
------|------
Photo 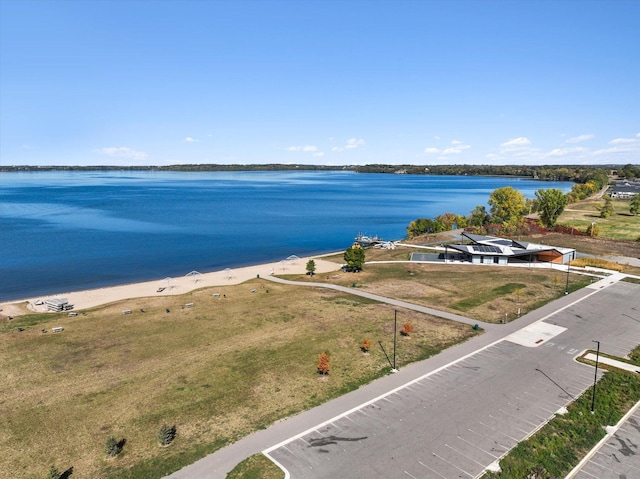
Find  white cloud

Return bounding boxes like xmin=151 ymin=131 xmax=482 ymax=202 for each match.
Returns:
xmin=500 ymin=137 xmax=531 ymax=148
xmin=609 ymin=137 xmax=636 ymax=145
xmin=546 ymin=147 xmax=588 ymax=157
xmin=286 ymin=145 xmax=318 ymax=152
xmin=332 ymin=138 xmax=365 ymax=152
xmin=565 ymin=134 xmax=594 ymax=144
xmin=313 ymin=152 xmax=325 ymax=158
xmin=424 ymin=139 xmax=470 ymax=157
xmin=184 ymin=136 xmax=197 ymax=143
xmin=441 ymin=145 xmax=470 ymax=155
xmin=345 ymin=138 xmax=365 ymax=149
xmin=94 ymin=147 xmax=149 ymax=161
xmin=594 ymin=135 xmax=640 ymax=157
xmin=440 ymin=140 xmax=470 ymax=155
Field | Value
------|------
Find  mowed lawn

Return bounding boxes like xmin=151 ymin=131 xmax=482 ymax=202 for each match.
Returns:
xmin=559 ymin=197 xmax=640 ymax=241
xmin=301 ymin=262 xmax=591 ymax=322
xmin=1 ymin=279 xmax=477 ymax=479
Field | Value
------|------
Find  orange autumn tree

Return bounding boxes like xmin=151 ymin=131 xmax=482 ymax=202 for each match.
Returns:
xmin=317 ymin=352 xmax=330 ymax=375
xmin=361 ymin=338 xmax=372 ymax=353
xmin=401 ymin=321 xmax=413 ymax=336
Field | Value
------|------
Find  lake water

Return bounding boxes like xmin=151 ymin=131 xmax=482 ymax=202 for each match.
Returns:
xmin=0 ymin=170 xmax=573 ymax=301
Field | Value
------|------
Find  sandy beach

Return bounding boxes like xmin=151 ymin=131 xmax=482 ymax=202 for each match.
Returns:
xmin=0 ymin=255 xmax=342 ymax=318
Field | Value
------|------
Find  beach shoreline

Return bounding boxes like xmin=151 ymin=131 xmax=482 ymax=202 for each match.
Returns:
xmin=0 ymin=254 xmax=342 ymax=318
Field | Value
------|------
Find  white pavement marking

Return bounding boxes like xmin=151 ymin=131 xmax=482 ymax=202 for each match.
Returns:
xmin=457 ymin=435 xmax=499 ymax=459
xmin=432 ymin=451 xmax=474 ymax=477
xmin=418 ymin=461 xmax=447 ymax=478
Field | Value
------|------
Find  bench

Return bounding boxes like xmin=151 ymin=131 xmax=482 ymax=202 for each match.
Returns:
xmin=52 ymin=327 xmax=64 ymax=333
xmin=122 ymin=310 xmax=132 ymax=315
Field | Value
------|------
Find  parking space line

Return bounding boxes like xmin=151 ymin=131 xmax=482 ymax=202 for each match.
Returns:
xmin=418 ymin=460 xmax=447 ymax=478
xmin=445 ymin=443 xmax=487 ymax=467
xmin=478 ymin=421 xmax=519 ymax=442
xmin=432 ymin=451 xmax=474 ymax=477
xmin=504 ymin=401 xmax=548 ymax=423
xmin=457 ymin=435 xmax=498 ymax=459
xmin=497 ymin=408 xmax=538 ymax=427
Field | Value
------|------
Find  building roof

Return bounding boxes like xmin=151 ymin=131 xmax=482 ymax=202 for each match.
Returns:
xmin=451 ymin=231 xmax=574 ymax=258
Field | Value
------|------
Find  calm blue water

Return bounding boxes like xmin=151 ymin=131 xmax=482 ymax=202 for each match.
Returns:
xmin=0 ymin=170 xmax=573 ymax=301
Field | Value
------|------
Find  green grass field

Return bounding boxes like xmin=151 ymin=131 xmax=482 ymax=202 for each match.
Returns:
xmin=559 ymin=197 xmax=640 ymax=241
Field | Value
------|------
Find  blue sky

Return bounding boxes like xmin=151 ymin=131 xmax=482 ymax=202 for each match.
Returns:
xmin=1 ymin=0 xmax=638 ymax=166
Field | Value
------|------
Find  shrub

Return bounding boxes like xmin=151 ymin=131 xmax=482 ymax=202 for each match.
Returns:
xmin=45 ymin=466 xmax=61 ymax=479
xmin=317 ymin=352 xmax=330 ymax=375
xmin=401 ymin=322 xmax=413 ymax=336
xmin=157 ymin=424 xmax=177 ymax=446
xmin=361 ymin=338 xmax=372 ymax=353
xmin=105 ymin=435 xmax=123 ymax=457
xmin=586 ymin=223 xmax=600 ymax=237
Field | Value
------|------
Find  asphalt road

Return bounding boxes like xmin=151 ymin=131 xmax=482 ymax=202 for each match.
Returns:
xmin=166 ymin=276 xmax=640 ymax=479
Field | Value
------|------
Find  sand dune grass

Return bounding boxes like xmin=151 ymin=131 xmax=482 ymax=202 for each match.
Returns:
xmin=1 ymin=279 xmax=476 ymax=479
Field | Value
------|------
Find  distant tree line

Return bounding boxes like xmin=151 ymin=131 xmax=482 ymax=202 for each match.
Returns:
xmin=406 ymin=169 xmax=611 ymax=238
xmin=0 ymin=164 xmax=622 ymax=183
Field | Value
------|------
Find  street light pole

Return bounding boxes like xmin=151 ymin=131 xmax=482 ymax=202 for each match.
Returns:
xmin=565 ymin=264 xmax=570 ymax=295
xmin=393 ymin=310 xmax=397 ymax=372
xmin=591 ymin=340 xmax=600 ymax=413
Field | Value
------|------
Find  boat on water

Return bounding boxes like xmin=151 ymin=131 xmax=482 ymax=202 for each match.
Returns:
xmin=355 ymin=233 xmax=383 ymax=246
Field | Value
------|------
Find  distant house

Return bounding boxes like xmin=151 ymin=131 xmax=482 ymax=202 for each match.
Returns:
xmin=611 ymin=180 xmax=640 ymax=199
xmin=443 ymin=232 xmax=576 ymax=266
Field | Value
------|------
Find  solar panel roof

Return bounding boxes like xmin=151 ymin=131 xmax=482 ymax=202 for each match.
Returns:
xmin=472 ymin=245 xmax=502 ymax=254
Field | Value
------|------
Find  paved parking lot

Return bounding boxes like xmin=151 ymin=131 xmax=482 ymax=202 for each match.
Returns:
xmin=266 ymin=281 xmax=640 ymax=479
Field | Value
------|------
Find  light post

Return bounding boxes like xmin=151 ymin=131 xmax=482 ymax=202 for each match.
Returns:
xmin=393 ymin=310 xmax=397 ymax=372
xmin=565 ymin=264 xmax=570 ymax=295
xmin=591 ymin=340 xmax=600 ymax=413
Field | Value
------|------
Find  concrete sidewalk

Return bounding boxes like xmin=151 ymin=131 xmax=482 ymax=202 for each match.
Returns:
xmin=583 ymin=353 xmax=640 ymax=373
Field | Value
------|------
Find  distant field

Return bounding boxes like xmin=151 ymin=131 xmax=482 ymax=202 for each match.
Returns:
xmin=559 ymin=197 xmax=640 ymax=241
xmin=1 ymin=280 xmax=477 ymax=479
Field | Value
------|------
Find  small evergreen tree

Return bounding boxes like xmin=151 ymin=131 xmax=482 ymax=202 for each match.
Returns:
xmin=317 ymin=352 xmax=330 ymax=375
xmin=599 ymin=197 xmax=614 ymax=218
xmin=305 ymin=259 xmax=316 ymax=276
xmin=343 ymin=244 xmax=365 ymax=272
xmin=105 ymin=435 xmax=122 ymax=457
xmin=157 ymin=424 xmax=177 ymax=446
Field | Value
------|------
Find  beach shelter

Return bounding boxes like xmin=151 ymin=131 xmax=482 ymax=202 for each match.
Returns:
xmin=164 ymin=277 xmax=175 ymax=290
xmin=185 ymin=270 xmax=203 ymax=283
xmin=223 ymin=268 xmax=233 ymax=280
